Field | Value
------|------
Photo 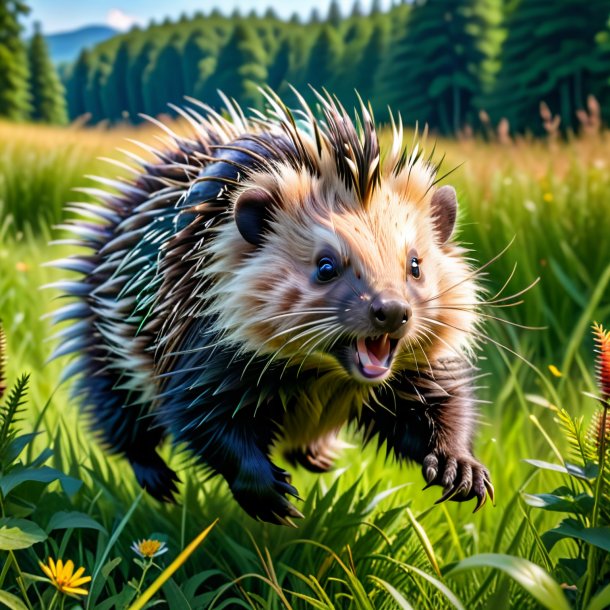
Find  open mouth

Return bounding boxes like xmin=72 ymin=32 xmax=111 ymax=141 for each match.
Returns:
xmin=354 ymin=334 xmax=399 ymax=381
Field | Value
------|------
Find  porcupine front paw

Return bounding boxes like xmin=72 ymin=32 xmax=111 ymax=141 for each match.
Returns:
xmin=422 ymin=452 xmax=494 ymax=512
xmin=230 ymin=463 xmax=304 ymax=526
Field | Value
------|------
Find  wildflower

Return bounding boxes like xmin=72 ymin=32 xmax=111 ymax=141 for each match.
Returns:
xmin=131 ymin=538 xmax=168 ymax=559
xmin=542 ymin=192 xmax=553 ymax=203
xmin=39 ymin=557 xmax=91 ymax=597
xmin=15 ymin=261 xmax=28 ymax=272
xmin=593 ymin=322 xmax=610 ymax=402
xmin=548 ymin=364 xmax=562 ymax=378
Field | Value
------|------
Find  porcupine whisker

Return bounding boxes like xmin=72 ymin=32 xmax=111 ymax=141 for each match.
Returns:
xmin=417 ymin=321 xmax=476 ymax=364
xmin=418 ymin=307 xmax=546 ymax=331
xmin=242 ymin=317 xmax=338 ymax=380
xmin=254 ymin=321 xmax=338 ymax=383
xmin=294 ymin=324 xmax=344 ymax=379
xmin=418 ymin=315 xmax=539 ymax=373
xmin=262 ymin=323 xmax=337 ymax=384
xmin=281 ymin=322 xmax=341 ymax=377
xmin=490 ymin=261 xmax=519 ymax=302
xmin=422 ymin=237 xmax=516 ymax=305
xmin=162 ymin=310 xmax=338 ymax=360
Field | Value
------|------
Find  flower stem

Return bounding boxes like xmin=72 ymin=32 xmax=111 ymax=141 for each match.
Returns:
xmin=582 ymin=403 xmax=608 ymax=607
xmin=9 ymin=551 xmax=33 ymax=610
xmin=47 ymin=590 xmax=59 ymax=610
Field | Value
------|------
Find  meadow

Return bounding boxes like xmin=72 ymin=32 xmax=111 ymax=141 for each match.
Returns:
xmin=0 ymin=117 xmax=609 ymax=609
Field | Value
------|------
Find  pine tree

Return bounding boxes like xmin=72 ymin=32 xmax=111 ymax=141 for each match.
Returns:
xmin=303 ymin=26 xmax=343 ymax=94
xmin=267 ymin=36 xmax=291 ymax=92
xmin=484 ymin=0 xmax=609 ymax=134
xmin=122 ymin=41 xmax=153 ymax=120
xmin=356 ymin=21 xmax=389 ymax=108
xmin=327 ymin=0 xmax=342 ymax=27
xmin=101 ymin=39 xmax=130 ymax=122
xmin=0 ymin=0 xmax=30 ymax=120
xmin=27 ymin=22 xmax=67 ymax=123
xmin=65 ymin=48 xmax=91 ymax=120
xmin=335 ymin=19 xmax=372 ymax=102
xmin=142 ymin=35 xmax=185 ymax=116
xmin=182 ymin=30 xmax=217 ymax=98
xmin=378 ymin=0 xmax=502 ymax=133
xmin=204 ymin=24 xmax=267 ymax=109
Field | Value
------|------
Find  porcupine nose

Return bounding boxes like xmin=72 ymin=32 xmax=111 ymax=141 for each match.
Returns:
xmin=370 ymin=293 xmax=411 ymax=333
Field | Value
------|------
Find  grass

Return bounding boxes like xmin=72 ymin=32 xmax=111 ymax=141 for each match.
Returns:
xmin=0 ymin=118 xmax=609 ymax=609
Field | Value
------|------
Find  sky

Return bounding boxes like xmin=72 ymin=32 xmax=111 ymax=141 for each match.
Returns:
xmin=26 ymin=1 xmax=393 ymax=35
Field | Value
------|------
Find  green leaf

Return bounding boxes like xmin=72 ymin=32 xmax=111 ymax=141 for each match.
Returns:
xmin=446 ymin=553 xmax=570 ymax=610
xmin=5 ymin=433 xmax=38 ymax=464
xmin=0 ymin=465 xmax=82 ymax=496
xmin=46 ymin=511 xmax=107 ymax=534
xmin=522 ymin=459 xmax=597 ymax=481
xmin=542 ymin=519 xmax=610 ymax=553
xmin=370 ymin=576 xmax=415 ymax=610
xmin=0 ymin=589 xmax=28 ymax=610
xmin=0 ymin=518 xmax=47 ymax=550
xmin=522 ymin=492 xmax=594 ymax=515
xmin=587 ymin=582 xmax=610 ymax=610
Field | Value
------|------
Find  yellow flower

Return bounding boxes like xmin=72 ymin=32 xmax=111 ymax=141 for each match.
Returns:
xmin=548 ymin=364 xmax=562 ymax=378
xmin=39 ymin=557 xmax=91 ymax=597
xmin=542 ymin=192 xmax=554 ymax=203
xmin=131 ymin=538 xmax=168 ymax=558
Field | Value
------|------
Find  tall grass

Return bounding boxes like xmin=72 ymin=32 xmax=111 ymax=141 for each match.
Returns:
xmin=0 ymin=119 xmax=609 ymax=608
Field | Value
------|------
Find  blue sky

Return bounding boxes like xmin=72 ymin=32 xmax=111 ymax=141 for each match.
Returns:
xmin=27 ymin=1 xmax=392 ymax=34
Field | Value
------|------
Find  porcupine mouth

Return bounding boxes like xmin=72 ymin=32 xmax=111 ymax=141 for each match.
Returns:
xmin=353 ymin=334 xmax=399 ymax=382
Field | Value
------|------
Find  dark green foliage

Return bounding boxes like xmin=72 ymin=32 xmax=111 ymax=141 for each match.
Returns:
xmin=181 ymin=30 xmax=217 ymax=98
xmin=101 ymin=39 xmax=130 ymax=121
xmin=127 ymin=41 xmax=156 ymax=120
xmin=0 ymin=0 xmax=30 ymax=120
xmin=303 ymin=26 xmax=343 ymax=96
xmin=327 ymin=0 xmax=343 ymax=27
xmin=142 ymin=36 xmax=185 ymax=116
xmin=27 ymin=23 xmax=67 ymax=124
xmin=205 ymin=24 xmax=267 ymax=109
xmin=65 ymin=48 xmax=91 ymax=119
xmin=378 ymin=0 xmax=502 ymax=133
xmin=484 ymin=0 xmax=610 ymax=134
xmin=29 ymin=0 xmax=610 ymax=134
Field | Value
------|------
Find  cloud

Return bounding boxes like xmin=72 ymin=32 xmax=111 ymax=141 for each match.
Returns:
xmin=106 ymin=8 xmax=142 ymax=32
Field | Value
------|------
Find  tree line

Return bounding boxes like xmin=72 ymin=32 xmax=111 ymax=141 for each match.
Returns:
xmin=0 ymin=1 xmax=66 ymax=124
xmin=2 ymin=0 xmax=610 ymax=135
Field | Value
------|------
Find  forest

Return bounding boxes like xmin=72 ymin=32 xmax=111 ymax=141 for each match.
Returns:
xmin=2 ymin=0 xmax=610 ymax=135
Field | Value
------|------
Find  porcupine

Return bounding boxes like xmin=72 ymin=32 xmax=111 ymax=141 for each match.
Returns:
xmin=51 ymin=90 xmax=494 ymax=524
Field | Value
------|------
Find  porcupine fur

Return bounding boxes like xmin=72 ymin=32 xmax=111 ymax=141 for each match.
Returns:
xmin=50 ymin=90 xmax=494 ymax=524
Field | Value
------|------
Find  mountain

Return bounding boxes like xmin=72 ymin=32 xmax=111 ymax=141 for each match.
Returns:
xmin=45 ymin=25 xmax=118 ymax=64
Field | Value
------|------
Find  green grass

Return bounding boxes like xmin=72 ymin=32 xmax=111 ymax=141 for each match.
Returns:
xmin=0 ymin=120 xmax=609 ymax=609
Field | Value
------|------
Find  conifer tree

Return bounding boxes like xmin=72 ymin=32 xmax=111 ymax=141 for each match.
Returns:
xmin=0 ymin=0 xmax=30 ymax=120
xmin=65 ymin=48 xmax=91 ymax=120
xmin=101 ymin=39 xmax=130 ymax=121
xmin=303 ymin=26 xmax=343 ymax=95
xmin=142 ymin=35 xmax=185 ymax=116
xmin=326 ymin=0 xmax=342 ymax=27
xmin=484 ymin=0 xmax=609 ymax=133
xmin=378 ymin=0 xmax=501 ymax=133
xmin=27 ymin=22 xmax=67 ymax=123
xmin=127 ymin=41 xmax=156 ymax=119
xmin=204 ymin=24 xmax=267 ymax=109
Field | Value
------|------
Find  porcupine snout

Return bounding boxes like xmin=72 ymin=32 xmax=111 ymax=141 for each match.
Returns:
xmin=369 ymin=292 xmax=411 ymax=335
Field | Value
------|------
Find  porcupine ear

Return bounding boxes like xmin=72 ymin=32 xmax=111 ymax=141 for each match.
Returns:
xmin=234 ymin=188 xmax=276 ymax=246
xmin=430 ymin=185 xmax=458 ymax=244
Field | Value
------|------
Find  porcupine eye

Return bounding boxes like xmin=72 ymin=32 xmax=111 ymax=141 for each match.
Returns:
xmin=410 ymin=257 xmax=421 ymax=279
xmin=316 ymin=256 xmax=338 ymax=282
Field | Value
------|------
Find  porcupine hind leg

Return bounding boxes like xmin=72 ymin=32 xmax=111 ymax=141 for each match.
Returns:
xmin=284 ymin=432 xmax=343 ymax=473
xmin=75 ymin=362 xmax=179 ymax=502
xmin=165 ymin=392 xmax=303 ymax=524
xmin=355 ymin=358 xmax=494 ymax=511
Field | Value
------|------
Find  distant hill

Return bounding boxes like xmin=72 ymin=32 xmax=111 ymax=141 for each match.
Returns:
xmin=46 ymin=25 xmax=118 ymax=64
